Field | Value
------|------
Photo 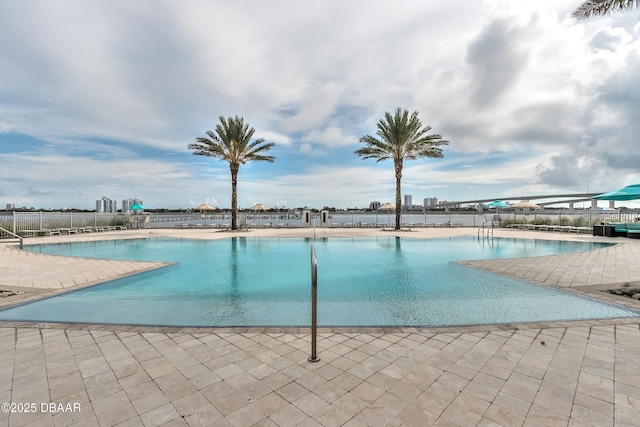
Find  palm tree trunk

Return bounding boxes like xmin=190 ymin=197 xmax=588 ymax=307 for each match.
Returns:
xmin=394 ymin=160 xmax=402 ymax=230
xmin=230 ymin=164 xmax=239 ymax=230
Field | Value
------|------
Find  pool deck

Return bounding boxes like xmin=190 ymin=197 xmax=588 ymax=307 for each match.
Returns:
xmin=1 ymin=228 xmax=640 ymax=426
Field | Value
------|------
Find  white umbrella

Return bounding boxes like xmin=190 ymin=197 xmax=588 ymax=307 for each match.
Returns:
xmin=511 ymin=201 xmax=540 ymax=209
xmin=193 ymin=203 xmax=216 ymax=211
xmin=193 ymin=203 xmax=216 ymax=227
xmin=511 ymin=201 xmax=540 ymax=223
xmin=378 ymin=203 xmax=395 ymax=227
xmin=250 ymin=203 xmax=268 ymax=228
xmin=250 ymin=203 xmax=268 ymax=211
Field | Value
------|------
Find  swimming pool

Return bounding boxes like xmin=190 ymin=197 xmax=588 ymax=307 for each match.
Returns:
xmin=1 ymin=236 xmax=638 ymax=327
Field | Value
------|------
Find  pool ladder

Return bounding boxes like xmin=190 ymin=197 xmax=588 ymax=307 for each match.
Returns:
xmin=478 ymin=222 xmax=494 ymax=239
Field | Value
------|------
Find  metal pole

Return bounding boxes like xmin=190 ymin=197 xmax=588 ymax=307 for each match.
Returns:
xmin=308 ymin=243 xmax=319 ymax=362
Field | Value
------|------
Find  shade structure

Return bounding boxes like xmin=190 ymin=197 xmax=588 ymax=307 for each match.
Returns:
xmin=511 ymin=201 xmax=540 ymax=209
xmin=193 ymin=203 xmax=216 ymax=211
xmin=377 ymin=202 xmax=395 ymax=211
xmin=593 ymin=184 xmax=640 ymax=201
xmin=486 ymin=200 xmax=509 ymax=208
xmin=126 ymin=203 xmax=146 ymax=211
xmin=250 ymin=203 xmax=268 ymax=211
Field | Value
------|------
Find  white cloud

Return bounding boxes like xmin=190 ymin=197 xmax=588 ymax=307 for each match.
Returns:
xmin=255 ymin=131 xmax=292 ymax=146
xmin=302 ymin=126 xmax=355 ymax=148
xmin=280 ymin=82 xmax=344 ymax=132
xmin=589 ymin=26 xmax=634 ymax=51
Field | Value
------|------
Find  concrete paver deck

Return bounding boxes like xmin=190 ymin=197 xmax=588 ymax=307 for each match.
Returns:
xmin=1 ymin=228 xmax=639 ymax=426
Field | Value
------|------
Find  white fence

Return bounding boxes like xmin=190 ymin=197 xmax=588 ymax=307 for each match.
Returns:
xmin=0 ymin=212 xmax=127 ymax=234
xmin=1 ymin=209 xmax=639 ymax=236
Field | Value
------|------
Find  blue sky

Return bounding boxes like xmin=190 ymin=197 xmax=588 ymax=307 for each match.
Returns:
xmin=1 ymin=0 xmax=640 ymax=210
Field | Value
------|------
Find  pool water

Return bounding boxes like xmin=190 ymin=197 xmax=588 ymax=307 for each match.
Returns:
xmin=1 ymin=236 xmax=638 ymax=327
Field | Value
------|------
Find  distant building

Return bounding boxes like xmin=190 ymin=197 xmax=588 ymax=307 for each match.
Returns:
xmin=440 ymin=200 xmax=461 ymax=209
xmin=96 ymin=196 xmax=117 ymax=213
xmin=5 ymin=203 xmax=15 ymax=210
xmin=122 ymin=198 xmax=143 ymax=212
xmin=423 ymin=197 xmax=438 ymax=207
xmin=403 ymin=195 xmax=412 ymax=210
xmin=369 ymin=201 xmax=381 ymax=210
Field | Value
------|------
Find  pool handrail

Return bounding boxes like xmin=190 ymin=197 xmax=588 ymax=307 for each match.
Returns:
xmin=0 ymin=226 xmax=23 ymax=249
xmin=309 ymin=243 xmax=319 ymax=362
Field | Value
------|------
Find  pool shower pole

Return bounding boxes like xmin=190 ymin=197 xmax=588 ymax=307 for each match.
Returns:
xmin=308 ymin=243 xmax=319 ymax=362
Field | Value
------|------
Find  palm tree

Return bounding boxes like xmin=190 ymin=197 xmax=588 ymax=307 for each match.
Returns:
xmin=355 ymin=108 xmax=449 ymax=230
xmin=188 ymin=116 xmax=275 ymax=230
xmin=573 ymin=0 xmax=638 ymax=19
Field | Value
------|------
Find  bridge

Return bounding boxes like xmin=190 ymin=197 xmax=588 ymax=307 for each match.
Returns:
xmin=436 ymin=193 xmax=613 ymax=210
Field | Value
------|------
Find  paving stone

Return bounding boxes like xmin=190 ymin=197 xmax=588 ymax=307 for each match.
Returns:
xmin=182 ymin=404 xmax=224 ymax=426
xmin=131 ymin=391 xmax=170 ymax=415
xmin=332 ymin=392 xmax=369 ymax=416
xmin=292 ymin=393 xmax=329 ymax=416
xmin=92 ymin=390 xmax=138 ymax=426
xmin=139 ymin=403 xmax=180 ymax=426
xmin=351 ymin=381 xmax=385 ymax=403
xmin=481 ymin=404 xmax=526 ymax=426
xmin=155 ymin=371 xmax=198 ymax=401
xmin=276 ymin=382 xmax=310 ymax=403
xmin=268 ymin=404 xmax=309 ymax=427
xmin=224 ymin=403 xmax=264 ymax=427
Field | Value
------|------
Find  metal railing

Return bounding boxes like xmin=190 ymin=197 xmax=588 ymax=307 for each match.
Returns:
xmin=0 ymin=226 xmax=23 ymax=249
xmin=2 ymin=209 xmax=639 ymax=234
xmin=1 ymin=212 xmax=128 ymax=235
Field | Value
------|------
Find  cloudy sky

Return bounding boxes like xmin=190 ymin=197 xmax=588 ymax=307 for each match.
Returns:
xmin=1 ymin=0 xmax=640 ymax=210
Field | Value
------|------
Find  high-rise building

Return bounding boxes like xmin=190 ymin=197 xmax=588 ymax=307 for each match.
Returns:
xmin=96 ymin=197 xmax=117 ymax=213
xmin=122 ymin=198 xmax=144 ymax=212
xmin=403 ymin=195 xmax=412 ymax=209
xmin=423 ymin=197 xmax=438 ymax=207
xmin=5 ymin=203 xmax=15 ymax=210
xmin=369 ymin=201 xmax=381 ymax=210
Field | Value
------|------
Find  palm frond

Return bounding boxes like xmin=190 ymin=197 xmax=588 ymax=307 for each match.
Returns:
xmin=190 ymin=116 xmax=275 ymax=166
xmin=572 ymin=0 xmax=638 ymax=20
xmin=355 ymin=108 xmax=448 ymax=162
xmin=355 ymin=135 xmax=393 ymax=162
xmin=244 ymin=141 xmax=276 ymax=163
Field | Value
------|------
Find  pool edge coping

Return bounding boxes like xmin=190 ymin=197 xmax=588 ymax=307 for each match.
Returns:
xmin=2 ymin=316 xmax=640 ymax=334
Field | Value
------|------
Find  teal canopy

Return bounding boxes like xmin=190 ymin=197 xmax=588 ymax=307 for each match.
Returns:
xmin=126 ymin=203 xmax=147 ymax=210
xmin=486 ymin=200 xmax=509 ymax=208
xmin=593 ymin=184 xmax=640 ymax=201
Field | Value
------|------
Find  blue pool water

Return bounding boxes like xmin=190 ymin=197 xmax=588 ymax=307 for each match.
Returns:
xmin=1 ymin=236 xmax=638 ymax=327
